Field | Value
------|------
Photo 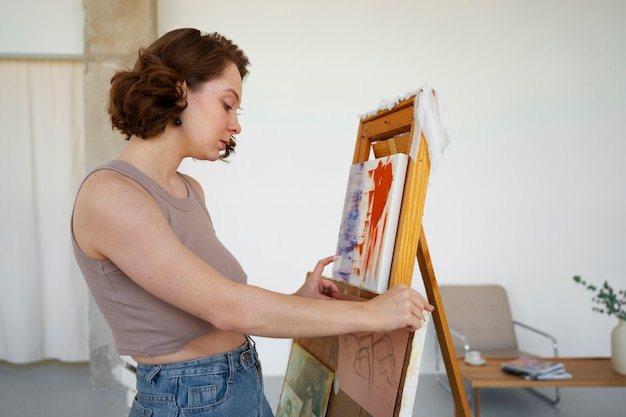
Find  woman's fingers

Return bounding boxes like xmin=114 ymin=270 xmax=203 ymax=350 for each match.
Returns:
xmin=312 ymin=256 xmax=334 ymax=275
xmin=371 ymin=284 xmax=434 ymax=332
xmin=318 ymin=278 xmax=340 ymax=298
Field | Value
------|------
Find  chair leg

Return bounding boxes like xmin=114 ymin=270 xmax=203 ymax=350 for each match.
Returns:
xmin=525 ymin=386 xmax=561 ymax=405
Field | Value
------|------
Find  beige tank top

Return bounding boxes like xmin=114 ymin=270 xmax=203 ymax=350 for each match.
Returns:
xmin=71 ymin=160 xmax=247 ymax=357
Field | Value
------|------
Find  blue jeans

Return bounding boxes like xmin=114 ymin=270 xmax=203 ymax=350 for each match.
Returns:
xmin=129 ymin=337 xmax=274 ymax=417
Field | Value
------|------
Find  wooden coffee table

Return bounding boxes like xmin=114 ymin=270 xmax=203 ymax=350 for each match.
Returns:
xmin=456 ymin=357 xmax=626 ymax=417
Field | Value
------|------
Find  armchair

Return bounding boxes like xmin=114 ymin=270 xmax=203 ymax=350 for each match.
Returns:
xmin=434 ymin=284 xmax=560 ymax=405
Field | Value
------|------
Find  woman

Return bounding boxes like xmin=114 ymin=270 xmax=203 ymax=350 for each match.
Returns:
xmin=71 ymin=28 xmax=433 ymax=417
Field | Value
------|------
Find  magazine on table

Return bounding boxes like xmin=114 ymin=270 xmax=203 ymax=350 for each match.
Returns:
xmin=501 ymin=357 xmax=566 ymax=377
xmin=523 ymin=369 xmax=573 ymax=380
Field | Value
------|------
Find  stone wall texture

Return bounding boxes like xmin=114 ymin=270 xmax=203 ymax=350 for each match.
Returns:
xmin=82 ymin=0 xmax=156 ymax=386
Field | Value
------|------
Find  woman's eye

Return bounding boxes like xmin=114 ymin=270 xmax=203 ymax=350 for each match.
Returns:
xmin=223 ymin=103 xmax=233 ymax=111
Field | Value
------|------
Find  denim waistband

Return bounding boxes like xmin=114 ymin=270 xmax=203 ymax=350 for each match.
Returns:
xmin=135 ymin=336 xmax=258 ymax=384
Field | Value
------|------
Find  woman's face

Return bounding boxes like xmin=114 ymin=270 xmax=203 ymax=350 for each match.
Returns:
xmin=180 ymin=62 xmax=243 ymax=161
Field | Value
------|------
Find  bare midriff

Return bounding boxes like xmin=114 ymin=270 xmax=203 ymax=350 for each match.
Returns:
xmin=132 ymin=331 xmax=247 ymax=365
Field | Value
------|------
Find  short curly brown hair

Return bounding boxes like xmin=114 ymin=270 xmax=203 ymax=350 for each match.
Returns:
xmin=108 ymin=28 xmax=250 ymax=159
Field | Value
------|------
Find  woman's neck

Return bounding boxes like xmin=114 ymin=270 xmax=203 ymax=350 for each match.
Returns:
xmin=117 ymin=135 xmax=188 ymax=198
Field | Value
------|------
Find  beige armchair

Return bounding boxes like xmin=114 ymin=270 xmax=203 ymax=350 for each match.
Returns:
xmin=434 ymin=284 xmax=560 ymax=405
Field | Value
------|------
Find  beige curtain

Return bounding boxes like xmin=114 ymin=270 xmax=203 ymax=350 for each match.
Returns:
xmin=0 ymin=59 xmax=88 ymax=363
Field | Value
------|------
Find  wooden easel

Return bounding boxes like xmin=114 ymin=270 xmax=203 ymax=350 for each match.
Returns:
xmin=295 ymin=93 xmax=470 ymax=417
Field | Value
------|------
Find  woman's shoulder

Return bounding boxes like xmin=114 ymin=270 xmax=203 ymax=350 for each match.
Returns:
xmin=76 ymin=167 xmax=162 ymax=224
xmin=82 ymin=167 xmax=151 ymax=199
xmin=73 ymin=168 xmax=161 ymax=260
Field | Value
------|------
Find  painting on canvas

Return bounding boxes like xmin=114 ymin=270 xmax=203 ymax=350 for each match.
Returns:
xmin=277 ymin=343 xmax=334 ymax=417
xmin=331 ymin=153 xmax=409 ymax=293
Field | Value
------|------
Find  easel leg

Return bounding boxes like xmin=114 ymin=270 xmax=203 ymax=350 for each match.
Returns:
xmin=417 ymin=227 xmax=471 ymax=417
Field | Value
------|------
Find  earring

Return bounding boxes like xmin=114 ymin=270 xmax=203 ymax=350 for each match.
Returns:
xmin=174 ymin=117 xmax=182 ymax=127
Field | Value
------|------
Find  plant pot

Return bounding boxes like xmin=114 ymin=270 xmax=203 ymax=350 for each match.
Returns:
xmin=612 ymin=318 xmax=626 ymax=375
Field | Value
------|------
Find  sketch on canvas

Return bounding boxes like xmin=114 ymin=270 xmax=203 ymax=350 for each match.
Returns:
xmin=331 ymin=153 xmax=409 ymax=293
xmin=337 ymin=329 xmax=410 ymax=417
xmin=277 ymin=343 xmax=334 ymax=417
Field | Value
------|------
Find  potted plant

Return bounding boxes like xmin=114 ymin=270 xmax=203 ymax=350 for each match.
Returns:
xmin=573 ymin=275 xmax=626 ymax=374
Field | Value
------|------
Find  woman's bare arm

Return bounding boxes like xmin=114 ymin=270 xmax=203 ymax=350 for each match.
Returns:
xmin=73 ymin=171 xmax=433 ymax=339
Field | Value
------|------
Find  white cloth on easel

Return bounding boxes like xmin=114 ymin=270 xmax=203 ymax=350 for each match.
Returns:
xmin=358 ymin=85 xmax=450 ymax=172
xmin=411 ymin=85 xmax=450 ymax=172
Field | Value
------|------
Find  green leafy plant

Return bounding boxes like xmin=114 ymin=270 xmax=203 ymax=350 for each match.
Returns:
xmin=573 ymin=276 xmax=626 ymax=321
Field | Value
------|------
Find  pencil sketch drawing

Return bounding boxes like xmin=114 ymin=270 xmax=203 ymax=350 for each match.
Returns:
xmin=337 ymin=329 xmax=410 ymax=417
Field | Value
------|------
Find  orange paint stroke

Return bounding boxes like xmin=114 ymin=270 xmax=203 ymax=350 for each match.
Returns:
xmin=361 ymin=160 xmax=394 ymax=285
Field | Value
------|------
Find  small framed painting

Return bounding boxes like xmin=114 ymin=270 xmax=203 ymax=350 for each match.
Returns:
xmin=277 ymin=343 xmax=335 ymax=417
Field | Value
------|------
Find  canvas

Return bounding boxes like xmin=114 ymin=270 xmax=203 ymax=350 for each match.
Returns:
xmin=397 ymin=320 xmax=430 ymax=417
xmin=320 ymin=283 xmax=430 ymax=417
xmin=337 ymin=329 xmax=409 ymax=417
xmin=277 ymin=343 xmax=335 ymax=417
xmin=331 ymin=153 xmax=409 ymax=293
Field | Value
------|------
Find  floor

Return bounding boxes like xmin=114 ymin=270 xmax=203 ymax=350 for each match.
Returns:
xmin=0 ymin=361 xmax=624 ymax=417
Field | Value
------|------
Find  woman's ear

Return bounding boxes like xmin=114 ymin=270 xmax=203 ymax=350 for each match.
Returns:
xmin=176 ymin=80 xmax=188 ymax=105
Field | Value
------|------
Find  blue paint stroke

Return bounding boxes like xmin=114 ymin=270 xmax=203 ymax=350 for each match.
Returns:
xmin=334 ymin=163 xmax=365 ymax=283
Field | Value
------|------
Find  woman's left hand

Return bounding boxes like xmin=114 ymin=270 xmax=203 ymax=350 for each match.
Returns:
xmin=294 ymin=256 xmax=339 ymax=300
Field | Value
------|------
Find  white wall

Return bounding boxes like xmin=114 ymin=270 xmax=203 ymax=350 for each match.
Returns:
xmin=0 ymin=0 xmax=83 ymax=56
xmin=159 ymin=0 xmax=626 ymax=376
xmin=4 ymin=0 xmax=625 ymax=377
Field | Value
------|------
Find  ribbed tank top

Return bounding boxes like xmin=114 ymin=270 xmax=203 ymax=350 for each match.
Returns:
xmin=71 ymin=160 xmax=247 ymax=357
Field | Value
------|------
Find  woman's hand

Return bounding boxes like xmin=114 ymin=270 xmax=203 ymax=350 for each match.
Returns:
xmin=293 ymin=257 xmax=434 ymax=332
xmin=294 ymin=256 xmax=340 ymax=300
xmin=366 ymin=284 xmax=435 ymax=332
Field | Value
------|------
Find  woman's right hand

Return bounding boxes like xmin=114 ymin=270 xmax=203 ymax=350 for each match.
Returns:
xmin=365 ymin=284 xmax=434 ymax=333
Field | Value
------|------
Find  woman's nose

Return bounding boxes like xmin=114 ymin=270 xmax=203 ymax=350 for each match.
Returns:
xmin=230 ymin=115 xmax=241 ymax=134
